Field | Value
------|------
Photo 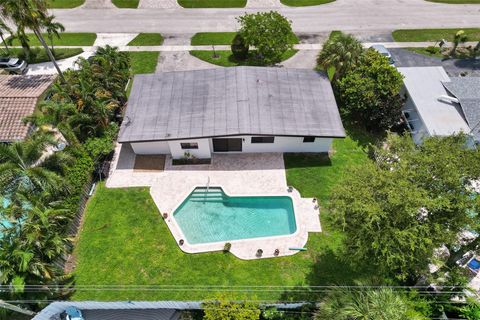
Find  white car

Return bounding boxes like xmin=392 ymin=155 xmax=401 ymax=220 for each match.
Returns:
xmin=370 ymin=44 xmax=395 ymax=66
xmin=0 ymin=57 xmax=28 ymax=74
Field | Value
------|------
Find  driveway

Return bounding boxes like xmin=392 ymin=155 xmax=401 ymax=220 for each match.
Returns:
xmin=26 ymin=51 xmax=93 ymax=75
xmin=390 ymin=48 xmax=480 ymax=77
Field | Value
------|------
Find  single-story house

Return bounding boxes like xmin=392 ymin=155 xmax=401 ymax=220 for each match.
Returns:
xmin=0 ymin=74 xmax=56 ymax=143
xmin=118 ymin=67 xmax=345 ymax=159
xmin=398 ymin=66 xmax=480 ymax=145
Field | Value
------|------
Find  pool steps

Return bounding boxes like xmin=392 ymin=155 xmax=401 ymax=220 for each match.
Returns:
xmin=189 ymin=188 xmax=228 ymax=203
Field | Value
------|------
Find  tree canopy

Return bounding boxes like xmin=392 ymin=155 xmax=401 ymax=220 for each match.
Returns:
xmin=330 ymin=133 xmax=480 ymax=280
xmin=336 ymin=49 xmax=404 ymax=131
xmin=237 ymin=11 xmax=294 ymax=65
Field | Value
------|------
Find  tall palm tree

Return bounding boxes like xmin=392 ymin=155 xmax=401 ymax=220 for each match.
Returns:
xmin=42 ymin=14 xmax=64 ymax=52
xmin=317 ymin=31 xmax=364 ymax=82
xmin=0 ymin=133 xmax=64 ymax=196
xmin=0 ymin=0 xmax=65 ymax=81
xmin=314 ymin=287 xmax=428 ymax=320
xmin=0 ymin=16 xmax=11 ymax=53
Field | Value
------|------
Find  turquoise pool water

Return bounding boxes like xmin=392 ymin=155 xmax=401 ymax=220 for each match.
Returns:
xmin=173 ymin=187 xmax=297 ymax=244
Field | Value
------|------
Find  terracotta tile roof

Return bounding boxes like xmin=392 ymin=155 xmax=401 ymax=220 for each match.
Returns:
xmin=0 ymin=75 xmax=56 ymax=142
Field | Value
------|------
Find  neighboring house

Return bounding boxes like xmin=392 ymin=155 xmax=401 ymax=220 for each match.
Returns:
xmin=0 ymin=74 xmax=56 ymax=143
xmin=118 ymin=67 xmax=345 ymax=159
xmin=398 ymin=67 xmax=480 ymax=145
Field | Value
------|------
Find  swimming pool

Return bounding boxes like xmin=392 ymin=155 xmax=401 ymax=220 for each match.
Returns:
xmin=173 ymin=187 xmax=297 ymax=244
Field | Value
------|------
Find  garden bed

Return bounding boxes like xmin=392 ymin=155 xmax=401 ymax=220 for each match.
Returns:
xmin=172 ymin=158 xmax=212 ymax=165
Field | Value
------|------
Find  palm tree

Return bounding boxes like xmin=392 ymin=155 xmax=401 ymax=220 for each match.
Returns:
xmin=450 ymin=30 xmax=468 ymax=57
xmin=42 ymin=15 xmax=65 ymax=52
xmin=0 ymin=16 xmax=11 ymax=54
xmin=0 ymin=133 xmax=65 ymax=196
xmin=0 ymin=0 xmax=65 ymax=80
xmin=314 ymin=287 xmax=428 ymax=320
xmin=317 ymin=31 xmax=364 ymax=82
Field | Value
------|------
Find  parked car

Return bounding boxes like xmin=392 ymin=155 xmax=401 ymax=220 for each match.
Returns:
xmin=370 ymin=44 xmax=395 ymax=65
xmin=60 ymin=306 xmax=84 ymax=320
xmin=0 ymin=57 xmax=28 ymax=74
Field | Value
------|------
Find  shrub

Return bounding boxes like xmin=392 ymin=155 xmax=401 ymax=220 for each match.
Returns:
xmin=63 ymin=148 xmax=94 ymax=208
xmin=231 ymin=33 xmax=249 ymax=60
xmin=84 ymin=123 xmax=119 ymax=163
xmin=223 ymin=242 xmax=231 ymax=252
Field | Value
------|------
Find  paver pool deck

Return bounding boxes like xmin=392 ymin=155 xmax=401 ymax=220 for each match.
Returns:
xmin=107 ymin=143 xmax=321 ymax=259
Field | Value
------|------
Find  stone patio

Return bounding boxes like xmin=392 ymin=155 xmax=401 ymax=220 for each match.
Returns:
xmin=106 ymin=143 xmax=321 ymax=259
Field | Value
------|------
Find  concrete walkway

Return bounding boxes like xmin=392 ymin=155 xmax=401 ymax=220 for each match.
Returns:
xmin=246 ymin=0 xmax=283 ymax=8
xmin=94 ymin=33 xmax=139 ymax=47
xmin=139 ymin=0 xmax=180 ymax=8
xmin=81 ymin=0 xmax=115 ymax=9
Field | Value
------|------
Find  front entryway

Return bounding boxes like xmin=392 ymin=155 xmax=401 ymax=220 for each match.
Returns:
xmin=212 ymin=138 xmax=242 ymax=152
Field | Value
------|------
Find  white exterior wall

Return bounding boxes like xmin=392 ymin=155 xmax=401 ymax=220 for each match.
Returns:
xmin=210 ymin=136 xmax=333 ymax=153
xmin=130 ymin=141 xmax=170 ymax=155
xmin=168 ymin=139 xmax=211 ymax=159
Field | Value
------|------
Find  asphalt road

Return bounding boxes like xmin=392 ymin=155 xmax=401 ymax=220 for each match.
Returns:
xmin=52 ymin=0 xmax=480 ymax=34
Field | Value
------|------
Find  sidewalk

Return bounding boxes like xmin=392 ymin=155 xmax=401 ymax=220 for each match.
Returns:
xmin=12 ymin=41 xmax=477 ymax=53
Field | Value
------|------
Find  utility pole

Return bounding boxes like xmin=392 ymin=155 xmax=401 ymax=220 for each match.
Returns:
xmin=0 ymin=300 xmax=36 ymax=317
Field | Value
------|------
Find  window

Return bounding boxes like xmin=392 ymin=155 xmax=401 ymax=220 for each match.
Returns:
xmin=303 ymin=137 xmax=315 ymax=143
xmin=181 ymin=142 xmax=198 ymax=149
xmin=251 ymin=137 xmax=274 ymax=143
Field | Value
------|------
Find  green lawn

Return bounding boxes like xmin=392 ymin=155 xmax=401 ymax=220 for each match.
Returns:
xmin=405 ymin=47 xmax=444 ymax=59
xmin=190 ymin=50 xmax=298 ymax=67
xmin=178 ymin=0 xmax=247 ymax=8
xmin=425 ymin=0 xmax=480 ymax=3
xmin=392 ymin=28 xmax=480 ymax=42
xmin=6 ymin=33 xmax=97 ymax=47
xmin=127 ymin=52 xmax=159 ymax=74
xmin=280 ymin=0 xmax=335 ymax=6
xmin=73 ymin=129 xmax=379 ymax=301
xmin=46 ymin=0 xmax=85 ymax=8
xmin=127 ymin=33 xmax=164 ymax=46
xmin=0 ymin=48 xmax=83 ymax=64
xmin=191 ymin=32 xmax=299 ymax=46
xmin=112 ymin=0 xmax=140 ymax=8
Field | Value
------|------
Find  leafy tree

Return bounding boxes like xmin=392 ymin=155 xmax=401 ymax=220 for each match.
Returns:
xmin=314 ymin=287 xmax=430 ymax=320
xmin=231 ymin=33 xmax=249 ymax=60
xmin=0 ymin=0 xmax=65 ymax=79
xmin=203 ymin=297 xmax=261 ymax=320
xmin=317 ymin=31 xmax=364 ymax=81
xmin=460 ymin=299 xmax=480 ymax=320
xmin=330 ymin=133 xmax=480 ymax=280
xmin=336 ymin=49 xmax=404 ymax=131
xmin=237 ymin=11 xmax=294 ymax=65
xmin=42 ymin=14 xmax=65 ymax=52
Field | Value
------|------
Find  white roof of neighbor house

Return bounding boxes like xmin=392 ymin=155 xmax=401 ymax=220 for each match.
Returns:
xmin=398 ymin=67 xmax=470 ymax=137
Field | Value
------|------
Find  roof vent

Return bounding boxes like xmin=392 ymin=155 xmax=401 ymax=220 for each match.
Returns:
xmin=437 ymin=95 xmax=459 ymax=104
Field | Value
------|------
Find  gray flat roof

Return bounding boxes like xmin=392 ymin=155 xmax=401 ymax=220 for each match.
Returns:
xmin=119 ymin=67 xmax=345 ymax=143
xmin=398 ymin=67 xmax=470 ymax=137
xmin=443 ymin=77 xmax=480 ymax=141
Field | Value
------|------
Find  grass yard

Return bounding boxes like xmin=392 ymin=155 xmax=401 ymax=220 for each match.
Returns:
xmin=46 ymin=0 xmax=85 ymax=8
xmin=280 ymin=0 xmax=335 ymax=6
xmin=112 ymin=0 xmax=140 ymax=8
xmin=392 ymin=28 xmax=480 ymax=42
xmin=178 ymin=0 xmax=247 ymax=8
xmin=73 ymin=128 xmax=379 ymax=301
xmin=127 ymin=33 xmax=164 ymax=46
xmin=6 ymin=33 xmax=97 ymax=47
xmin=127 ymin=52 xmax=159 ymax=74
xmin=0 ymin=48 xmax=83 ymax=64
xmin=405 ymin=47 xmax=444 ymax=59
xmin=190 ymin=50 xmax=298 ymax=67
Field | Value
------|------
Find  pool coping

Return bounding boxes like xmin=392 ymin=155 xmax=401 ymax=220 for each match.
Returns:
xmin=160 ymin=184 xmax=318 ymax=260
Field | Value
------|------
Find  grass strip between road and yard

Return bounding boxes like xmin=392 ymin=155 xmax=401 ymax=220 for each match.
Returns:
xmin=190 ymin=50 xmax=298 ymax=67
xmin=112 ymin=0 xmax=140 ymax=8
xmin=46 ymin=0 xmax=85 ymax=8
xmin=127 ymin=33 xmax=164 ymax=46
xmin=6 ymin=33 xmax=97 ymax=47
xmin=1 ymin=48 xmax=84 ymax=64
xmin=280 ymin=0 xmax=335 ymax=6
xmin=392 ymin=28 xmax=480 ymax=42
xmin=73 ymin=128 xmax=378 ymax=302
xmin=191 ymin=32 xmax=300 ymax=46
xmin=178 ymin=0 xmax=247 ymax=8
xmin=127 ymin=52 xmax=159 ymax=74
xmin=425 ymin=0 xmax=480 ymax=3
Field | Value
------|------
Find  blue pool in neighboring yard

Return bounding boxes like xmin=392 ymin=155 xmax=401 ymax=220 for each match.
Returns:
xmin=173 ymin=187 xmax=297 ymax=244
